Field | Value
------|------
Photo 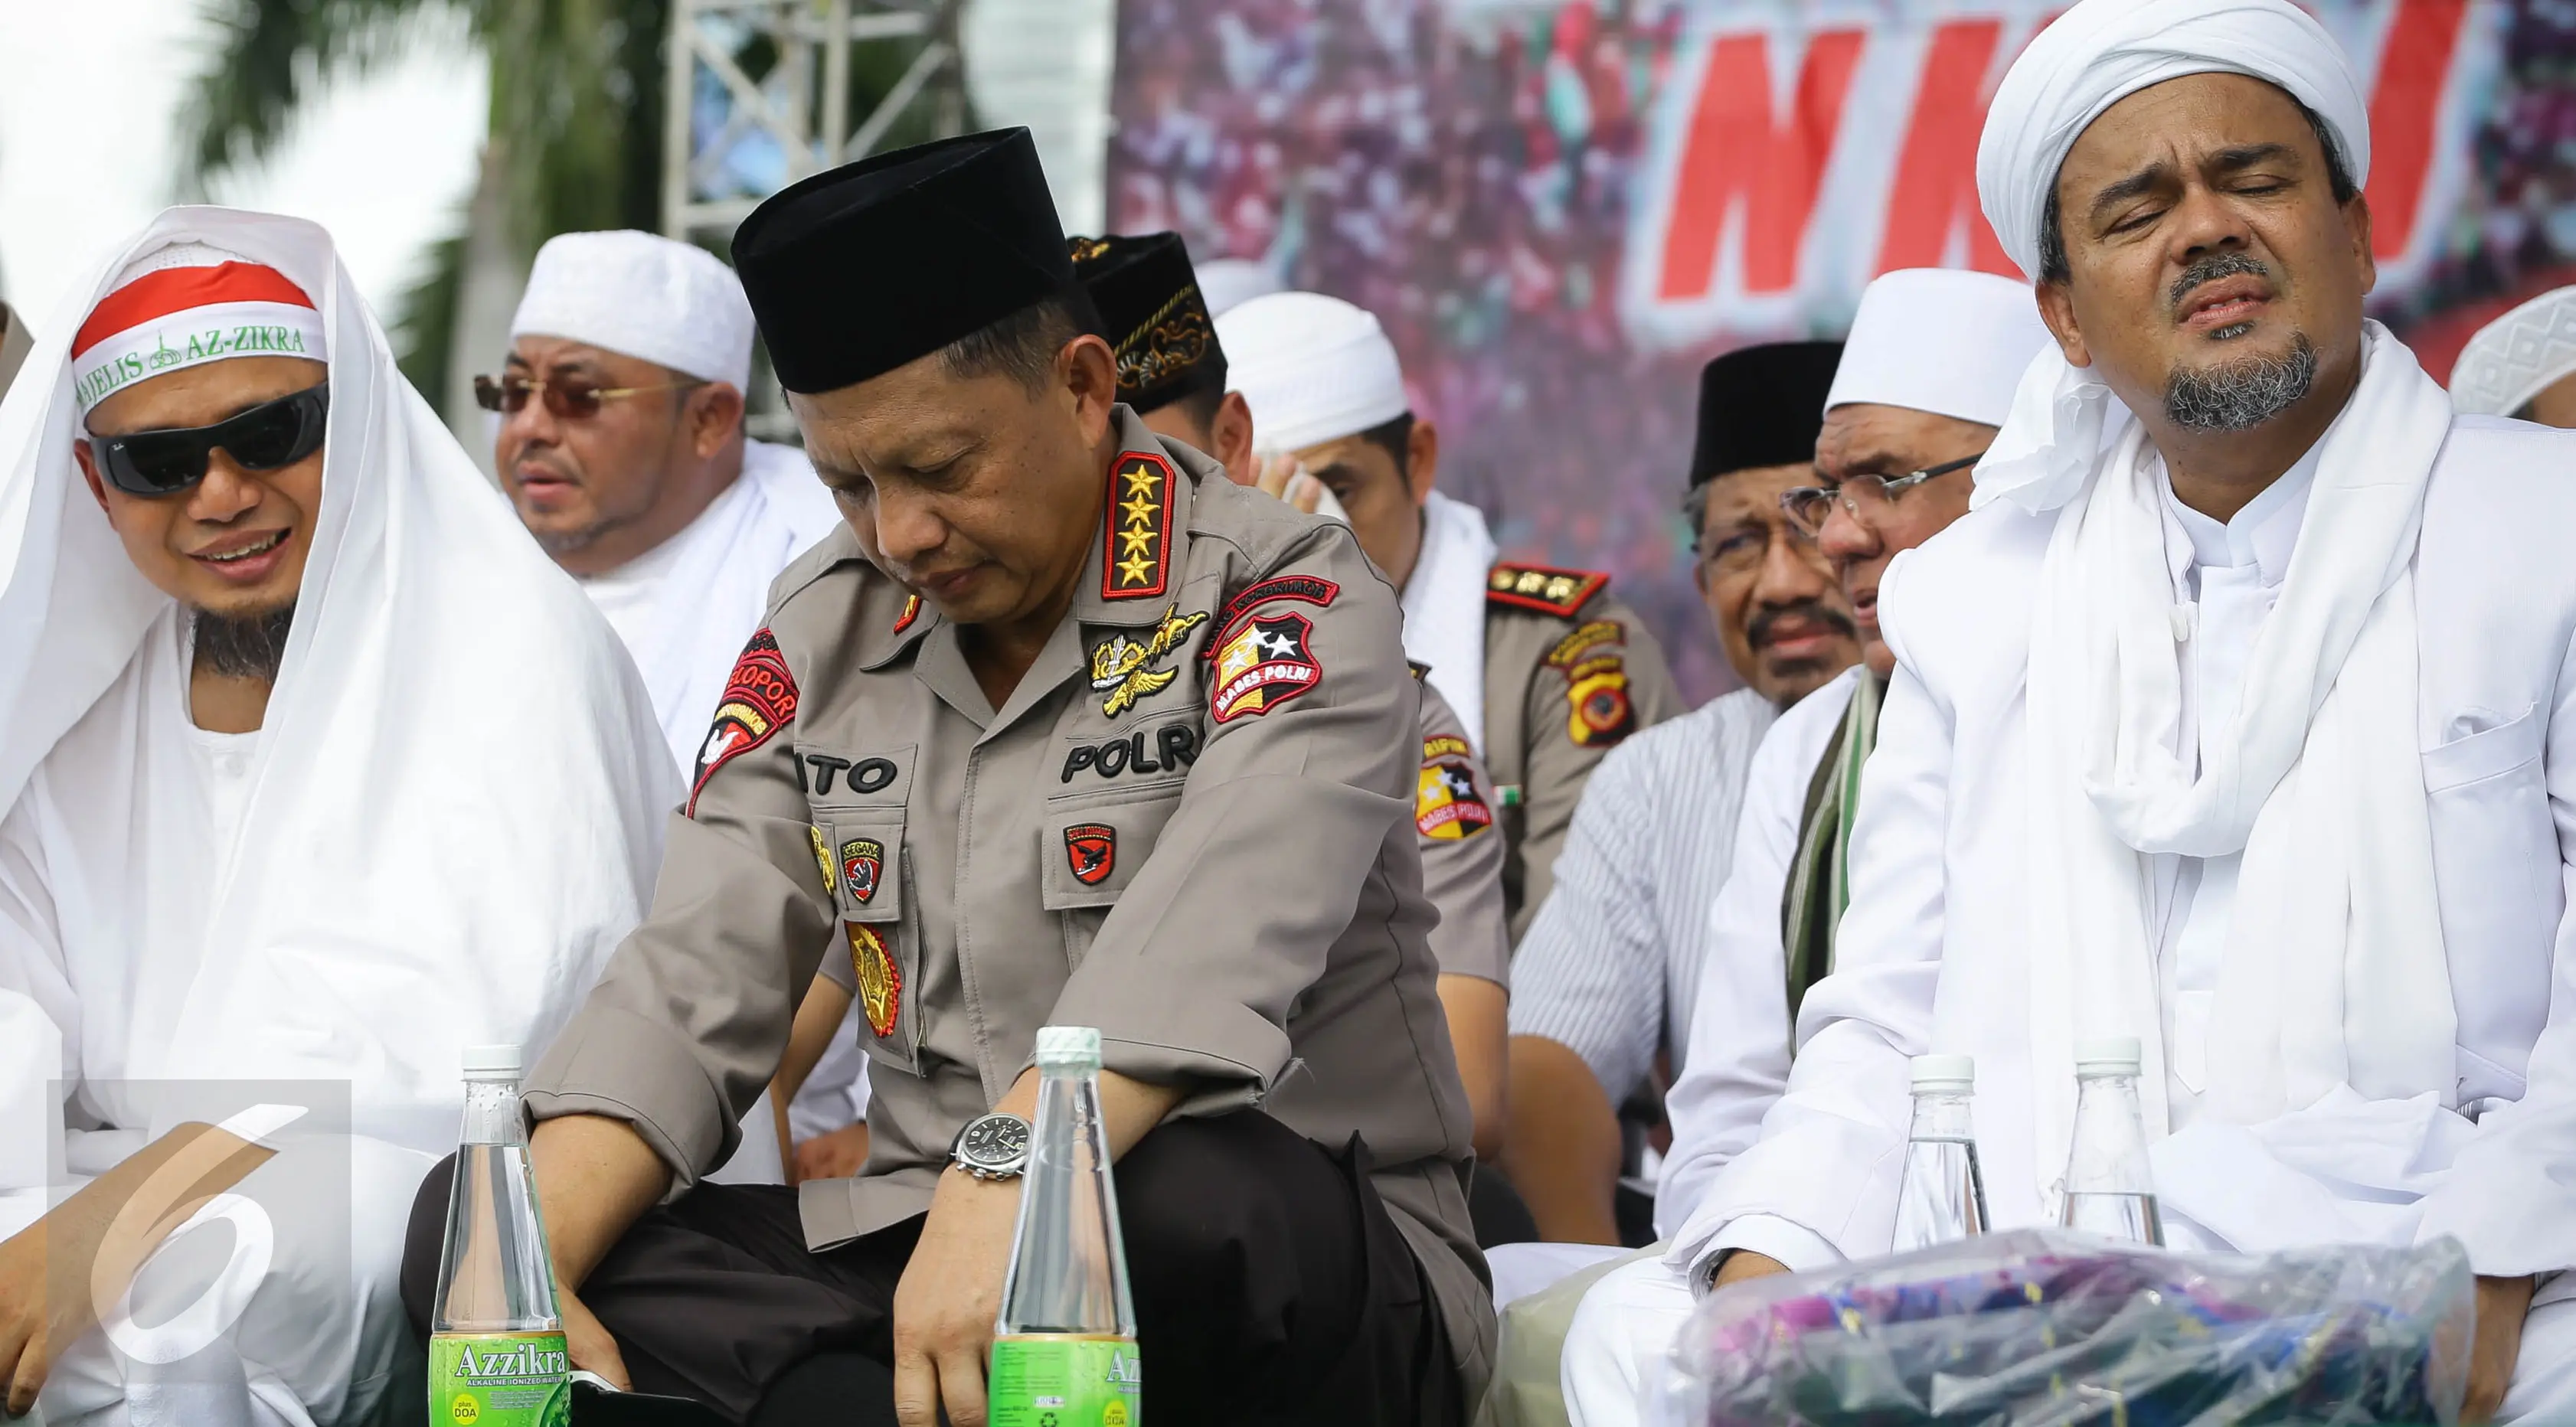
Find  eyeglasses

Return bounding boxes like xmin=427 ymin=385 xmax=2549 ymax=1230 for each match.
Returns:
xmin=473 ymin=372 xmax=699 ymax=419
xmin=1778 ymin=452 xmax=1986 ymax=540
xmin=86 ymin=383 xmax=330 ymax=498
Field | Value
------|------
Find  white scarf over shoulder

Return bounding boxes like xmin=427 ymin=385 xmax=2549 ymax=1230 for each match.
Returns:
xmin=0 ymin=209 xmax=675 ymax=1177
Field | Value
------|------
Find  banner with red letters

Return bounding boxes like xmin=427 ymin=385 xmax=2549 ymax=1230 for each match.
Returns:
xmin=1111 ymin=0 xmax=2568 ymax=698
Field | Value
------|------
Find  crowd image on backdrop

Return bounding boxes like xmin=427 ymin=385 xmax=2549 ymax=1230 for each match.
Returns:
xmin=14 ymin=0 xmax=2576 ymax=1425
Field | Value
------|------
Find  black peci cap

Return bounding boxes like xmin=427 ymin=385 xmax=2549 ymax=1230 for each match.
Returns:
xmin=1069 ymin=231 xmax=1224 ymax=414
xmin=1689 ymin=340 xmax=1845 ymax=488
xmin=733 ymin=128 xmax=1080 ymax=394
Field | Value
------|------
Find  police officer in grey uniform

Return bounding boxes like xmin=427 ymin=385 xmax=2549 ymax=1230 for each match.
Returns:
xmin=397 ymin=129 xmax=1491 ymax=1425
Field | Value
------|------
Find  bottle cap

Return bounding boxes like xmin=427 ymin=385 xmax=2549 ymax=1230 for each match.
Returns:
xmin=461 ymin=1044 xmax=522 ymax=1081
xmin=2074 ymin=1037 xmax=2143 ymax=1076
xmin=1033 ymin=1025 xmax=1103 ymax=1070
xmin=1909 ymin=1053 xmax=1975 ymax=1091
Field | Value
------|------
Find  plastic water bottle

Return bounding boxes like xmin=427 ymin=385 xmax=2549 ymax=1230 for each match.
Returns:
xmin=989 ymin=1026 xmax=1143 ymax=1427
xmin=1891 ymin=1053 xmax=1991 ymax=1252
xmin=2059 ymin=1037 xmax=2165 ymax=1246
xmin=427 ymin=1045 xmax=570 ymax=1427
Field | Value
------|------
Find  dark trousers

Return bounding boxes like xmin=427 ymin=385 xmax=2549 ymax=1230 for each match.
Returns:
xmin=400 ymin=1111 xmax=1456 ymax=1425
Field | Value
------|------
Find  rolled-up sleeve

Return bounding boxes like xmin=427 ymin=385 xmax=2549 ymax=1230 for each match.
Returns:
xmin=1048 ymin=529 xmax=1415 ymax=1110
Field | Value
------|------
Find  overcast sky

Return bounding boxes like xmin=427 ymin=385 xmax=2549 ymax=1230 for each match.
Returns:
xmin=0 ymin=1 xmax=485 ymax=335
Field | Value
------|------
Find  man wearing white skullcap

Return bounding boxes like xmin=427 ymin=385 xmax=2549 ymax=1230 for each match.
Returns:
xmin=2451 ymin=285 xmax=2576 ymax=424
xmin=1594 ymin=0 xmax=2576 ymax=1420
xmin=1218 ymin=291 xmax=1684 ymax=956
xmin=1518 ymin=269 xmax=2046 ymax=1416
xmin=0 ymin=209 xmax=672 ymax=1427
xmin=492 ymin=230 xmax=842 ymax=782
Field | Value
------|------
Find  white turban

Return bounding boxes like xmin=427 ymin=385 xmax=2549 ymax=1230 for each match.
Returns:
xmin=2449 ymin=286 xmax=2576 ymax=417
xmin=1976 ymin=0 xmax=2371 ymax=284
xmin=509 ymin=230 xmax=755 ymax=390
xmin=1970 ymin=0 xmax=2372 ymax=514
xmin=1826 ymin=268 xmax=2052 ymax=427
xmin=1217 ymin=291 xmax=1411 ymax=453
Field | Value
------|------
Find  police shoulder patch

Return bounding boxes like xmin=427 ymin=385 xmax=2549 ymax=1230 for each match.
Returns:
xmin=1563 ymin=648 xmax=1635 ymax=748
xmin=688 ymin=628 xmax=798 ymax=816
xmin=1102 ymin=451 xmax=1178 ymax=599
xmin=1487 ymin=562 xmax=1610 ymax=617
xmin=1210 ymin=611 xmax=1322 ymax=723
xmin=1416 ymin=736 xmax=1494 ymax=840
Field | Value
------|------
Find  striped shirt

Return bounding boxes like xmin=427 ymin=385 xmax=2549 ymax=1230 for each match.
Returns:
xmin=1508 ymin=688 xmax=1779 ymax=1103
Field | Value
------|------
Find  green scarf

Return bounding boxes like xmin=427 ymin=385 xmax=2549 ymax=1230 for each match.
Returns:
xmin=1780 ymin=670 xmax=1886 ymax=1017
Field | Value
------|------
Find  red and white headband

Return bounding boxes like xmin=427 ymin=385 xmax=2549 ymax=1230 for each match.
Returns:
xmin=71 ymin=247 xmax=323 ymax=415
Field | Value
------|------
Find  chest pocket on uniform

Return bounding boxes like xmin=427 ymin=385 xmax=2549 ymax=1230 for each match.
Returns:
xmin=804 ymin=741 xmax=917 ymax=1069
xmin=1039 ymin=783 xmax=1189 ymax=968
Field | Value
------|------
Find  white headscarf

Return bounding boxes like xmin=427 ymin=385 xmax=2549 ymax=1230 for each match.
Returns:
xmin=1954 ymin=6 xmax=2458 ymax=1207
xmin=2449 ymin=285 xmax=2576 ymax=417
xmin=0 ymin=208 xmax=676 ymax=1164
xmin=1972 ymin=0 xmax=2372 ymax=514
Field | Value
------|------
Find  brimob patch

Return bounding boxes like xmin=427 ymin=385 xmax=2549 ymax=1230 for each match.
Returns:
xmin=1089 ymin=603 xmax=1209 ymax=717
xmin=1209 ymin=612 xmax=1322 ymax=723
xmin=1415 ymin=756 xmax=1494 ymax=841
xmin=688 ymin=628 xmax=798 ymax=816
xmin=809 ymin=825 xmax=838 ymax=897
xmin=1064 ymin=822 xmax=1117 ymax=886
xmin=847 ymin=922 xmax=901 ymax=1039
xmin=1565 ymin=652 xmax=1634 ymax=748
xmin=840 ymin=837 xmax=885 ymax=906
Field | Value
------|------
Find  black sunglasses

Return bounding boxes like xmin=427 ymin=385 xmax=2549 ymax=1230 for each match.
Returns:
xmin=87 ymin=383 xmax=330 ymax=498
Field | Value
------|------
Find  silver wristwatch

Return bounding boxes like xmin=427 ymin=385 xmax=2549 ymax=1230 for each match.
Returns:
xmin=949 ymin=1112 xmax=1034 ymax=1181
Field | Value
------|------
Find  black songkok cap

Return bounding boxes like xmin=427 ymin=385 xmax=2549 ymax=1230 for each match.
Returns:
xmin=1069 ymin=232 xmax=1224 ymax=413
xmin=1688 ymin=340 xmax=1845 ymax=488
xmin=734 ymin=128 xmax=1078 ymax=394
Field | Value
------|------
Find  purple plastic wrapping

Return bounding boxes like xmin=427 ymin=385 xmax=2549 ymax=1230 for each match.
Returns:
xmin=1670 ymin=1229 xmax=2474 ymax=1427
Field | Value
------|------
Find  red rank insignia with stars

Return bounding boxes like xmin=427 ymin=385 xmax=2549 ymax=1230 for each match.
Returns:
xmin=1101 ymin=451 xmax=1175 ymax=599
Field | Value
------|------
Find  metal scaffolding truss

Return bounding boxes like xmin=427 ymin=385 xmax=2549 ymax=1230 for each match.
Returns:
xmin=662 ymin=0 xmax=969 ymax=244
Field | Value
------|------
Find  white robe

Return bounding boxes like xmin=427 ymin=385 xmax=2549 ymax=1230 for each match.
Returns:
xmin=1564 ymin=414 xmax=2576 ymax=1424
xmin=0 ymin=208 xmax=674 ymax=1427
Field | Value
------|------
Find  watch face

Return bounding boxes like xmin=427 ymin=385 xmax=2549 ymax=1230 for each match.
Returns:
xmin=961 ymin=1114 xmax=1031 ymax=1167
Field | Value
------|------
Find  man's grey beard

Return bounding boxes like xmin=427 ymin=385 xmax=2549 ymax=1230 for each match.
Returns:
xmin=195 ymin=604 xmax=296 ymax=681
xmin=2165 ymin=332 xmax=2319 ymax=433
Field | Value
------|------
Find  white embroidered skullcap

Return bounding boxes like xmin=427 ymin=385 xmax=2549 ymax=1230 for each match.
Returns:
xmin=1195 ymin=258 xmax=1284 ymax=317
xmin=1218 ymin=291 xmax=1410 ymax=453
xmin=1976 ymin=0 xmax=2370 ymax=283
xmin=509 ymin=230 xmax=754 ymax=390
xmin=72 ymin=240 xmax=323 ymax=413
xmin=2449 ymin=286 xmax=2576 ymax=417
xmin=1826 ymin=269 xmax=2054 ymax=427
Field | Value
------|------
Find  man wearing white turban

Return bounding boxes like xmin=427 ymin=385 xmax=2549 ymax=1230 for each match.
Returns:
xmin=0 ymin=210 xmax=672 ymax=1427
xmin=2450 ymin=285 xmax=2576 ymax=424
xmin=1569 ymin=1 xmax=2576 ymax=1422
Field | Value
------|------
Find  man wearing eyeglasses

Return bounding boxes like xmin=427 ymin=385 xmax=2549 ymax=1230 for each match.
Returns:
xmin=488 ymin=230 xmax=844 ymax=783
xmin=1553 ymin=267 xmax=2048 ymax=1418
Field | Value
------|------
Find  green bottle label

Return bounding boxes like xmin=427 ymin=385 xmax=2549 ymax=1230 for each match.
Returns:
xmin=988 ymin=1335 xmax=1143 ymax=1427
xmin=428 ymin=1331 xmax=571 ymax=1427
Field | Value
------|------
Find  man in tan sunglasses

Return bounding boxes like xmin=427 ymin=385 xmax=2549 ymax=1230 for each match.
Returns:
xmin=492 ymin=229 xmax=845 ymax=1188
xmin=492 ymin=230 xmax=843 ymax=784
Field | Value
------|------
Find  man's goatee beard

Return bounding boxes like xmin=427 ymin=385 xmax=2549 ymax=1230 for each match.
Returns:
xmin=2165 ymin=332 xmax=2319 ymax=433
xmin=195 ymin=603 xmax=296 ymax=681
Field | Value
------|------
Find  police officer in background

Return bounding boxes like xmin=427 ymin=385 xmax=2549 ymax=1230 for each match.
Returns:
xmin=398 ymin=129 xmax=1492 ymax=1425
xmin=1216 ymin=290 xmax=1686 ymax=945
